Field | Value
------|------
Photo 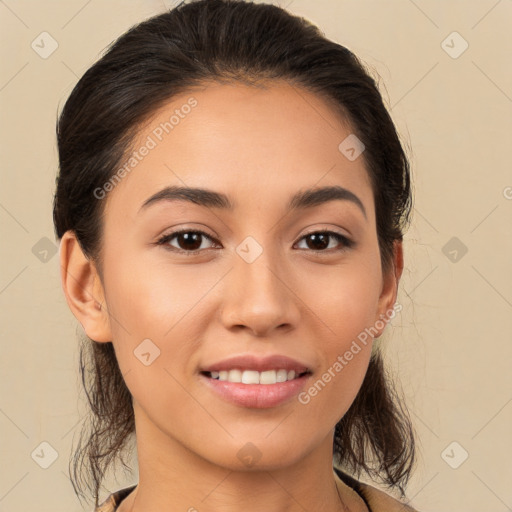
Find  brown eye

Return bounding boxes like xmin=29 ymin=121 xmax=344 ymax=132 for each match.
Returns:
xmin=156 ymin=230 xmax=217 ymax=254
xmin=295 ymin=231 xmax=353 ymax=252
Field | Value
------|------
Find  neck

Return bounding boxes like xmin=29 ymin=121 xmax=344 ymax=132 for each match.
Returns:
xmin=119 ymin=404 xmax=367 ymax=512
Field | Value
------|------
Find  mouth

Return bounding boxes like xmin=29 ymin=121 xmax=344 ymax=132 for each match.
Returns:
xmin=198 ymin=353 xmax=314 ymax=408
xmin=198 ymin=369 xmax=313 ymax=409
xmin=200 ymin=368 xmax=312 ymax=385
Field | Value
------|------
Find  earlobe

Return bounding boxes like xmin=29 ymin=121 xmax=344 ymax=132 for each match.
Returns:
xmin=59 ymin=230 xmax=112 ymax=342
xmin=374 ymin=240 xmax=404 ymax=338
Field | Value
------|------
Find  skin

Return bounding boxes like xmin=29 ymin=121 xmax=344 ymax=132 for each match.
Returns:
xmin=60 ymin=80 xmax=403 ymax=512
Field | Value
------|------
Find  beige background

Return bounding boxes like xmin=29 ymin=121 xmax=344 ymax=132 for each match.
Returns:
xmin=1 ymin=0 xmax=511 ymax=511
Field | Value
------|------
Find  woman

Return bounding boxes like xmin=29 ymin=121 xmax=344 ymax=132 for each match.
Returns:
xmin=53 ymin=1 xmax=419 ymax=510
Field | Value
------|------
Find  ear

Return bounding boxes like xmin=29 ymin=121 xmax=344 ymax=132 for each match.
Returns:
xmin=373 ymin=239 xmax=403 ymax=338
xmin=59 ymin=230 xmax=112 ymax=342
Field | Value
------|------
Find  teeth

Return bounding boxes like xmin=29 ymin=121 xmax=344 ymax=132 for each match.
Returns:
xmin=208 ymin=369 xmax=302 ymax=384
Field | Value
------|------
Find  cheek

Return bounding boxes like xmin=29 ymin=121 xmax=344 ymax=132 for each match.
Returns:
xmin=104 ymin=250 xmax=219 ymax=336
xmin=301 ymin=255 xmax=382 ymax=340
xmin=101 ymin=254 xmax=223 ymax=392
xmin=295 ymin=258 xmax=381 ymax=415
xmin=101 ymin=259 xmax=198 ymax=419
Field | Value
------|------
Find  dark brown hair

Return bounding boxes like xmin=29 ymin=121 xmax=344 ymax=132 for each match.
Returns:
xmin=53 ymin=0 xmax=415 ymax=507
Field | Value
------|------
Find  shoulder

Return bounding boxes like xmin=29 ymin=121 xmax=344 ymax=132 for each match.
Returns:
xmin=357 ymin=481 xmax=419 ymax=512
xmin=334 ymin=467 xmax=419 ymax=512
xmin=93 ymin=485 xmax=137 ymax=512
xmin=94 ymin=494 xmax=116 ymax=512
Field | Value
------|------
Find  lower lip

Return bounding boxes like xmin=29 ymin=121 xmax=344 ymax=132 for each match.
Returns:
xmin=199 ymin=372 xmax=311 ymax=409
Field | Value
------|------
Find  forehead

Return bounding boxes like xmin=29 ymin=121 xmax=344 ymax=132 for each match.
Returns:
xmin=103 ymin=80 xmax=374 ymax=219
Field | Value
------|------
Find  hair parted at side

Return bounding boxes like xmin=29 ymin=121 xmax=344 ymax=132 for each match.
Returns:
xmin=53 ymin=0 xmax=415 ymax=507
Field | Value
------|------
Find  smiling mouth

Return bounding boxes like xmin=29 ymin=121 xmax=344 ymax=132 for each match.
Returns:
xmin=200 ymin=369 xmax=311 ymax=385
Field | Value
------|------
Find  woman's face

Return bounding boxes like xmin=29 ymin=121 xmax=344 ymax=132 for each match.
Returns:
xmin=73 ymin=81 xmax=401 ymax=471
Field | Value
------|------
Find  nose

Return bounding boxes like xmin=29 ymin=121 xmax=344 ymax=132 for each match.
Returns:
xmin=219 ymin=245 xmax=300 ymax=337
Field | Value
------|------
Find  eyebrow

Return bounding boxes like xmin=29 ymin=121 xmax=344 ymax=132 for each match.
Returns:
xmin=139 ymin=184 xmax=367 ymax=219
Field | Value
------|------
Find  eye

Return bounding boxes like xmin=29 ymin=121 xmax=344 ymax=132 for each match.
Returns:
xmin=156 ymin=229 xmax=218 ymax=254
xmin=294 ymin=230 xmax=354 ymax=252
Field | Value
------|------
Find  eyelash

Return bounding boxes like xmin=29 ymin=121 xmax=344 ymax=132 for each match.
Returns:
xmin=155 ymin=228 xmax=354 ymax=256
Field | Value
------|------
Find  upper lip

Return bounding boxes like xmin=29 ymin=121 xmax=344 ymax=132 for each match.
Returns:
xmin=200 ymin=354 xmax=312 ymax=374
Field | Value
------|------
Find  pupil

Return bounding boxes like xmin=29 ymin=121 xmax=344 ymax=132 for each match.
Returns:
xmin=308 ymin=233 xmax=328 ymax=250
xmin=179 ymin=232 xmax=201 ymax=251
